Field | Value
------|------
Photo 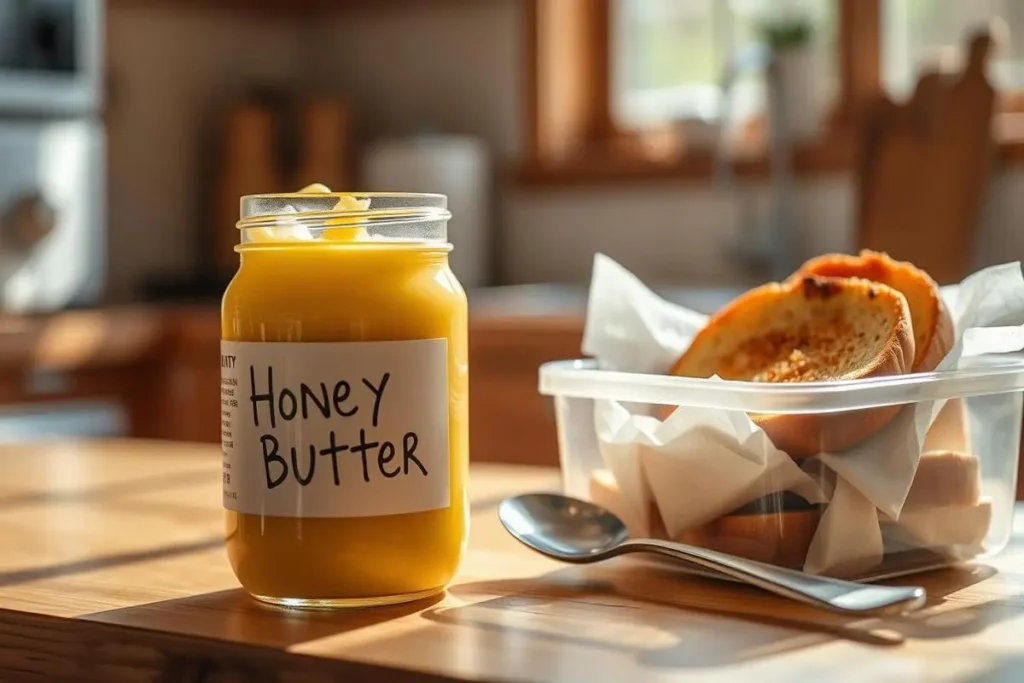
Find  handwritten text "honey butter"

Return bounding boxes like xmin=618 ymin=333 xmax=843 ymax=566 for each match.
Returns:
xmin=248 ymin=366 xmax=426 ymax=489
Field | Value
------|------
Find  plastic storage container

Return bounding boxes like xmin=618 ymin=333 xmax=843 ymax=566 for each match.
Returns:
xmin=540 ymin=355 xmax=1024 ymax=580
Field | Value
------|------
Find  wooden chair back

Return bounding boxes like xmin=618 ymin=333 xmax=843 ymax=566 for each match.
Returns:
xmin=856 ymin=31 xmax=997 ymax=284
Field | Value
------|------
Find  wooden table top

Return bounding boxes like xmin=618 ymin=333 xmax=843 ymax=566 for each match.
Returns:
xmin=2 ymin=440 xmax=1024 ymax=682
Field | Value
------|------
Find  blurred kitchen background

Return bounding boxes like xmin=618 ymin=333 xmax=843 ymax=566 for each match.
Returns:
xmin=1 ymin=0 xmax=1023 ymax=475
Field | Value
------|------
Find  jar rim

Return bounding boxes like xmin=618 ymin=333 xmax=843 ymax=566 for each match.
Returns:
xmin=235 ymin=192 xmax=452 ymax=246
xmin=242 ymin=191 xmax=447 ymax=200
xmin=239 ymin=192 xmax=450 ymax=225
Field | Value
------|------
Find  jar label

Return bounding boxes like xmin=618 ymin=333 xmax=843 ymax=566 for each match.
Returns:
xmin=220 ymin=339 xmax=450 ymax=517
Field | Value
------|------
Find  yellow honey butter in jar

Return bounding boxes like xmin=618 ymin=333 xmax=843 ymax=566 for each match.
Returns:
xmin=220 ymin=186 xmax=468 ymax=608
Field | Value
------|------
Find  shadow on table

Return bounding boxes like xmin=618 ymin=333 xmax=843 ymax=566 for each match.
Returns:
xmin=74 ymin=558 xmax=1020 ymax=676
xmin=427 ymin=586 xmax=828 ymax=668
xmin=0 ymin=468 xmax=212 ymax=511
xmin=967 ymin=654 xmax=1024 ymax=683
xmin=86 ymin=588 xmax=444 ymax=649
xmin=0 ymin=535 xmax=226 ymax=588
xmin=415 ymin=559 xmax=1015 ymax=670
xmin=879 ymin=563 xmax=1022 ymax=640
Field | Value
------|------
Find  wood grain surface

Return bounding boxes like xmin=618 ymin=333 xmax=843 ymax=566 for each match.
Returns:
xmin=1 ymin=439 xmax=1024 ymax=682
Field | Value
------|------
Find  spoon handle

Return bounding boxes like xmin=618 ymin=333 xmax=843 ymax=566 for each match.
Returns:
xmin=618 ymin=538 xmax=926 ymax=615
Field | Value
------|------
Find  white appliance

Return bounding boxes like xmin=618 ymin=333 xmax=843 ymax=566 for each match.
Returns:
xmin=0 ymin=0 xmax=103 ymax=115
xmin=362 ymin=134 xmax=491 ymax=288
xmin=0 ymin=0 xmax=105 ymax=313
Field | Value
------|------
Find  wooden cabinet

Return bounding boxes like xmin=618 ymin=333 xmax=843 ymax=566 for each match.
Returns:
xmin=0 ymin=308 xmax=164 ymax=433
xmin=469 ymin=316 xmax=583 ymax=467
xmin=0 ymin=306 xmax=583 ymax=468
xmin=142 ymin=308 xmax=223 ymax=443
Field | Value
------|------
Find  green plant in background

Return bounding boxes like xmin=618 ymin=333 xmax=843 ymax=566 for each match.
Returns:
xmin=757 ymin=15 xmax=814 ymax=50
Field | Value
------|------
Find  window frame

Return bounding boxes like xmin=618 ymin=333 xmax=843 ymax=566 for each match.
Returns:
xmin=519 ymin=0 xmax=1024 ymax=187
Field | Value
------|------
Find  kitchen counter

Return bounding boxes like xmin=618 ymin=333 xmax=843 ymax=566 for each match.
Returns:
xmin=3 ymin=438 xmax=1024 ymax=683
xmin=468 ymin=283 xmax=743 ymax=318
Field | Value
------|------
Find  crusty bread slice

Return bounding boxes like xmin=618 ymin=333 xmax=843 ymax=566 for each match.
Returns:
xmin=663 ymin=275 xmax=916 ymax=457
xmin=789 ymin=250 xmax=953 ymax=373
xmin=668 ymin=276 xmax=915 ymax=382
xmin=882 ymin=498 xmax=992 ymax=549
xmin=676 ymin=508 xmax=821 ymax=568
xmin=922 ymin=398 xmax=971 ymax=452
xmin=791 ymin=251 xmax=965 ymax=453
xmin=590 ymin=468 xmax=819 ymax=567
xmin=904 ymin=450 xmax=980 ymax=509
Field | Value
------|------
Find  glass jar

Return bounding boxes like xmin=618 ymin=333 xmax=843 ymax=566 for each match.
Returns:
xmin=220 ymin=192 xmax=468 ymax=608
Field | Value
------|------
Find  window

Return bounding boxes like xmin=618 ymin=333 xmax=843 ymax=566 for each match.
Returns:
xmin=523 ymin=0 xmax=1024 ymax=186
xmin=612 ymin=0 xmax=838 ymax=130
xmin=883 ymin=0 xmax=1024 ymax=99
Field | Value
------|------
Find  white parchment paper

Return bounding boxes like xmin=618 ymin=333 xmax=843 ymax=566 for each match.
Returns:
xmin=581 ymin=254 xmax=1024 ymax=575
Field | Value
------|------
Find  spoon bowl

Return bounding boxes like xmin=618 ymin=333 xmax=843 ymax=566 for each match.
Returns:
xmin=499 ymin=493 xmax=927 ymax=616
xmin=499 ymin=491 xmax=629 ymax=560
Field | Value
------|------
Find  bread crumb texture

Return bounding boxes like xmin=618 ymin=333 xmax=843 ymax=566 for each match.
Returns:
xmin=710 ymin=281 xmax=897 ymax=382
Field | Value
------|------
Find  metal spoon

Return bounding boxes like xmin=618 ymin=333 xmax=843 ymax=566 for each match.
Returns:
xmin=498 ymin=493 xmax=927 ymax=616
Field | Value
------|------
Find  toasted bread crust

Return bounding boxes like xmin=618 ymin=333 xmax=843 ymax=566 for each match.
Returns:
xmin=786 ymin=250 xmax=961 ymax=453
xmin=663 ymin=275 xmax=915 ymax=456
xmin=790 ymin=250 xmax=953 ymax=372
xmin=668 ymin=275 xmax=914 ymax=383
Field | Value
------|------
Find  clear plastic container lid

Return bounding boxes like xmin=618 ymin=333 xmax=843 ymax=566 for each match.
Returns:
xmin=540 ymin=354 xmax=1024 ymax=414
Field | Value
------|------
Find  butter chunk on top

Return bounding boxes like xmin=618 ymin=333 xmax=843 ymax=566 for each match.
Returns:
xmin=246 ymin=183 xmax=370 ymax=243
